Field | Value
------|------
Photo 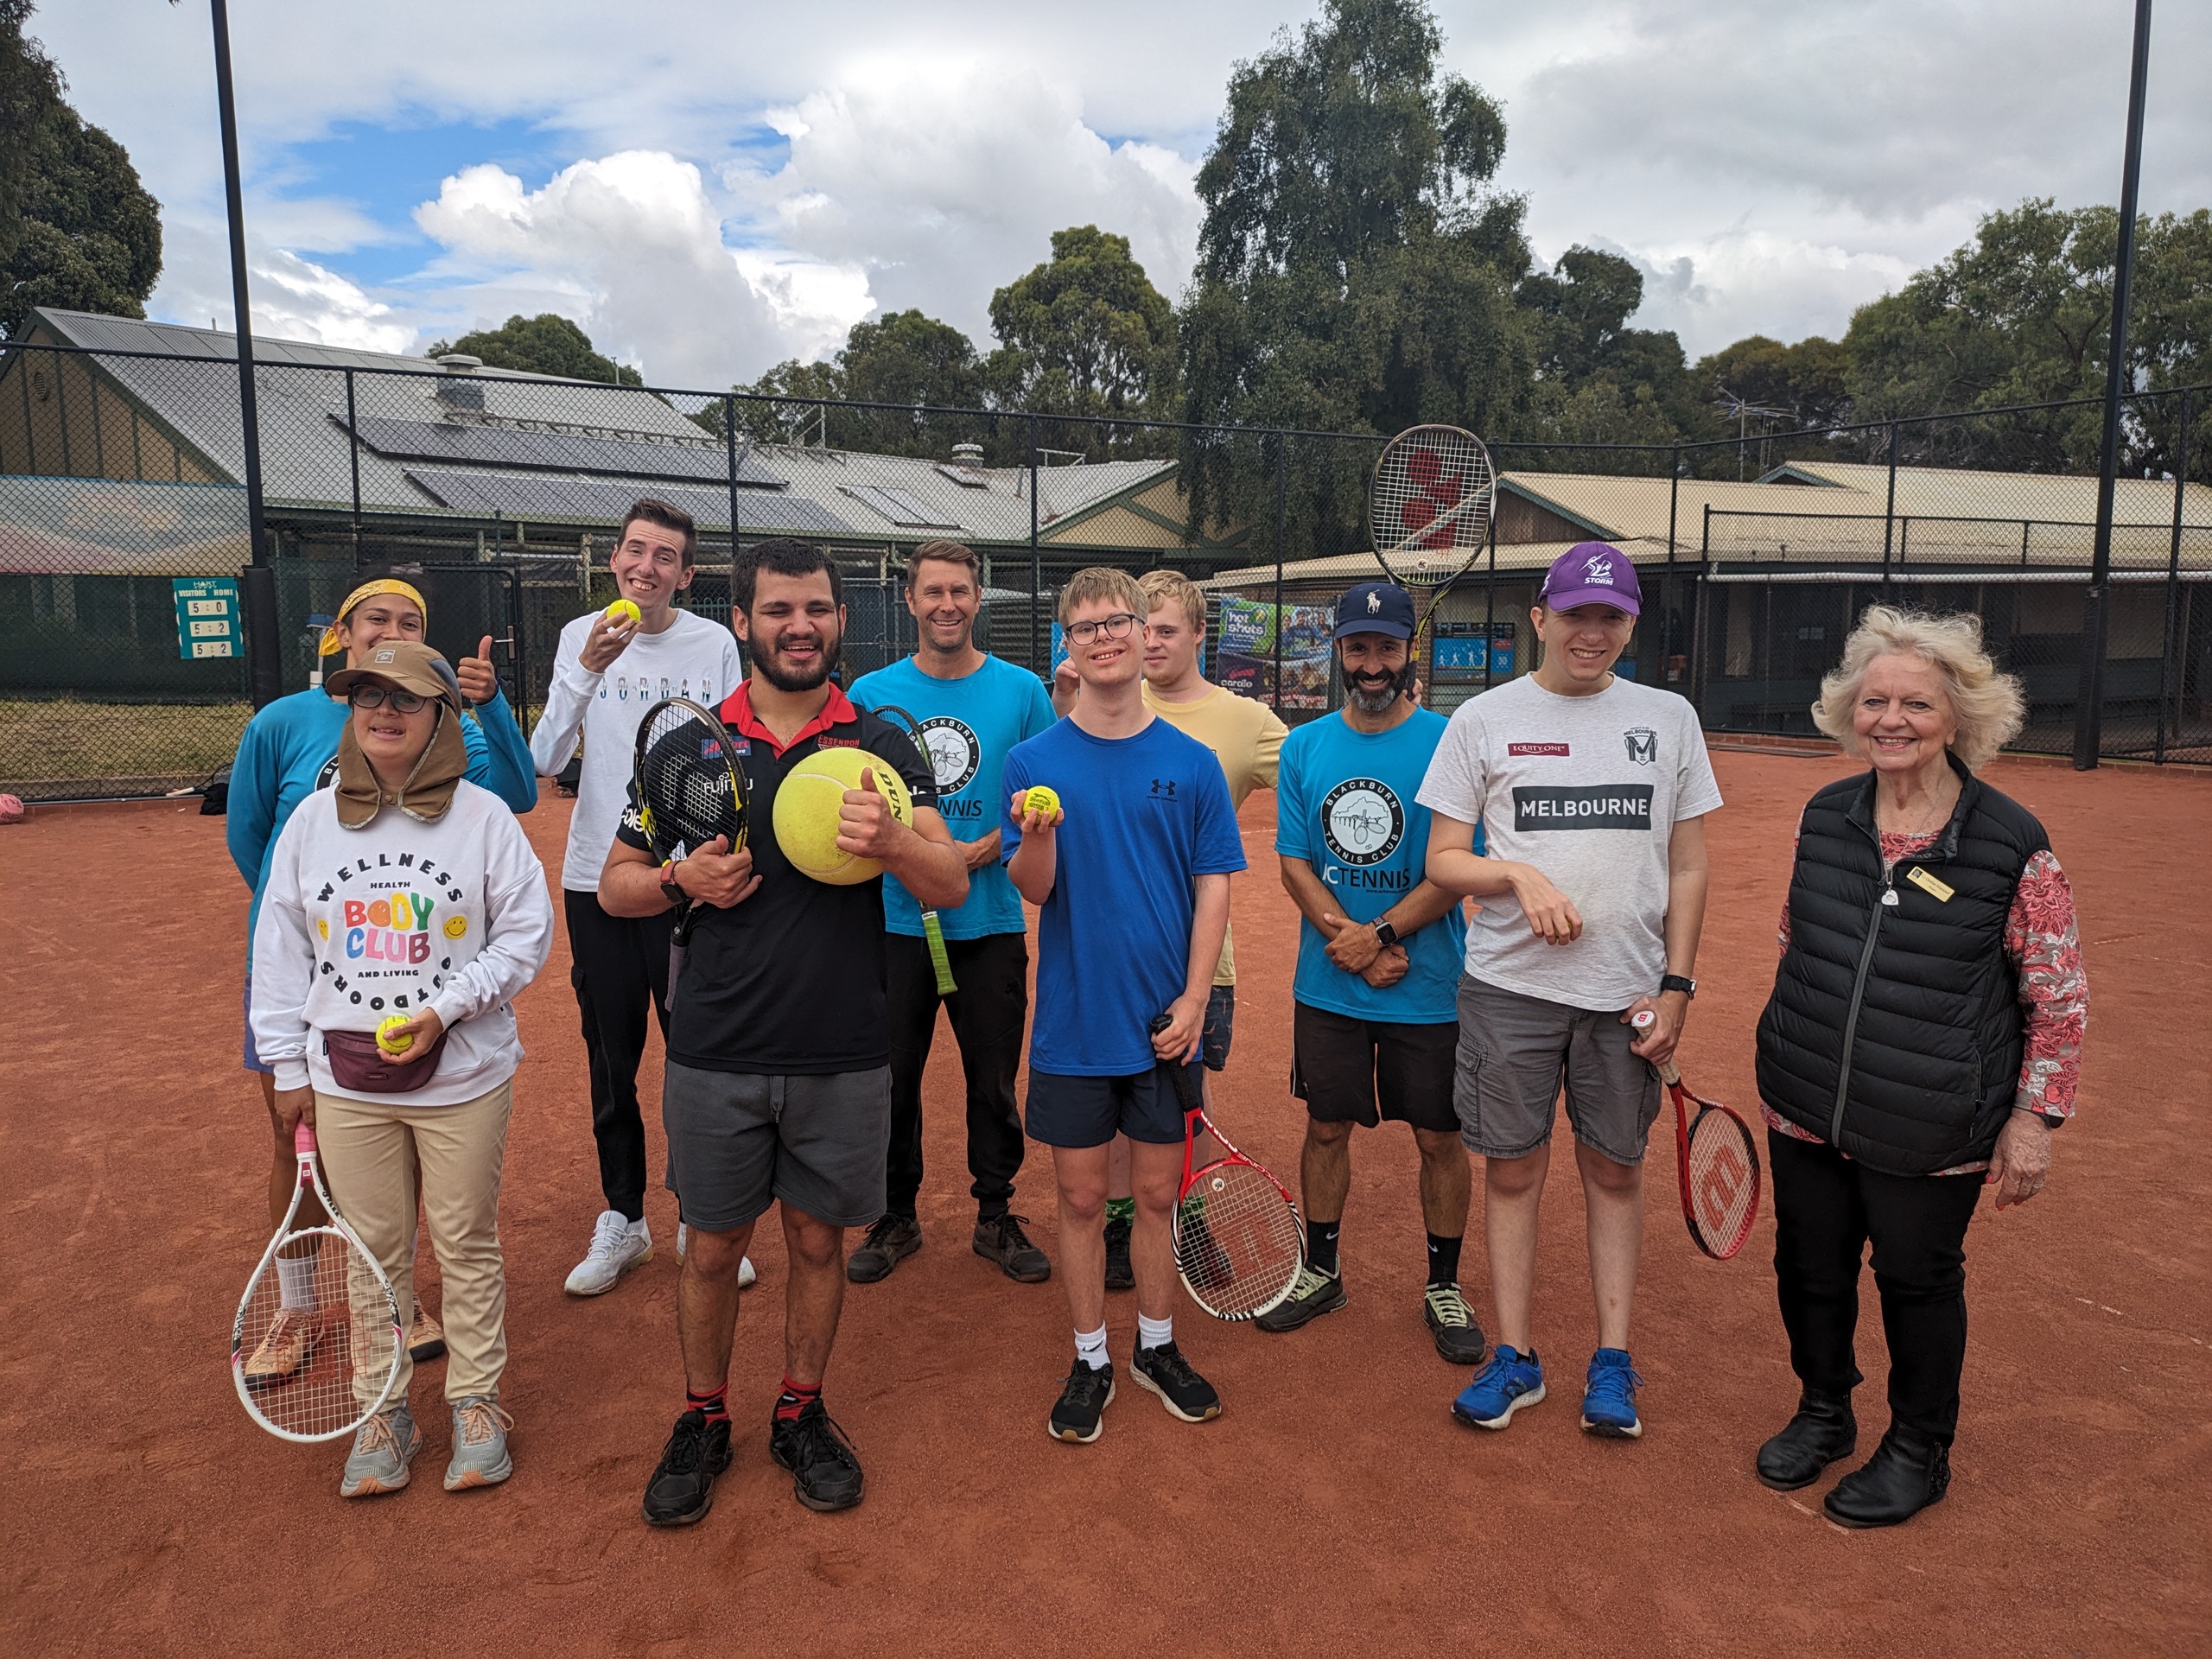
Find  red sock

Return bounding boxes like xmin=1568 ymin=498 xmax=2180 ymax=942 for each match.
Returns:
xmin=686 ymin=1385 xmax=728 ymax=1426
xmin=773 ymin=1376 xmax=821 ymax=1424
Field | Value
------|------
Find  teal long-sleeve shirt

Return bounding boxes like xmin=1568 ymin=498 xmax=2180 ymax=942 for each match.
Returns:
xmin=227 ymin=685 xmax=538 ymax=956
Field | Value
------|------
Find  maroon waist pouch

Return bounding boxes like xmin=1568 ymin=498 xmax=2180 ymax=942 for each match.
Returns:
xmin=323 ymin=1027 xmax=450 ymax=1094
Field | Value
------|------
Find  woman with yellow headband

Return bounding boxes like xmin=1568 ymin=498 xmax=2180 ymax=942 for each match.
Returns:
xmin=227 ymin=575 xmax=537 ymax=1386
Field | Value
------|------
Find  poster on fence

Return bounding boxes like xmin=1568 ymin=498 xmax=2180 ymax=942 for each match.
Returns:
xmin=1214 ymin=595 xmax=1336 ymax=709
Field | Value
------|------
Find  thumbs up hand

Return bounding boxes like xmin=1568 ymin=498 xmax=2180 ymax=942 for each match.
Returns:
xmin=457 ymin=634 xmax=500 ymax=705
xmin=837 ymin=766 xmax=905 ymax=858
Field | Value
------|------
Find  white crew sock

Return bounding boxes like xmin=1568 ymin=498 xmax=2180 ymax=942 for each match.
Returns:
xmin=276 ymin=1252 xmax=316 ymax=1313
xmin=1074 ymin=1325 xmax=1109 ymax=1372
xmin=1138 ymin=1313 xmax=1173 ymax=1353
xmin=626 ymin=1216 xmax=651 ymax=1243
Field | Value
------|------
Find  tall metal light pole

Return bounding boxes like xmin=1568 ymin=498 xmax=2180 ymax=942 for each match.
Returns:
xmin=2072 ymin=0 xmax=2155 ymax=769
xmin=211 ymin=0 xmax=282 ymax=707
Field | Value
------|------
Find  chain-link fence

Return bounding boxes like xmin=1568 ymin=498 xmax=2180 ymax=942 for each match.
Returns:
xmin=1 ymin=329 xmax=2205 ymax=798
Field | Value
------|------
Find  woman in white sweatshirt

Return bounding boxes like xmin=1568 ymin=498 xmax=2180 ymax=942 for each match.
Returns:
xmin=252 ymin=640 xmax=553 ymax=1500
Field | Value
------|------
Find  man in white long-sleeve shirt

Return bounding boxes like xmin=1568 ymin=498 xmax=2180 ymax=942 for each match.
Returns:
xmin=529 ymin=499 xmax=745 ymax=1296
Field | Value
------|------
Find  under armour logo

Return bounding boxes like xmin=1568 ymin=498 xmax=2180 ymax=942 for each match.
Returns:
xmin=1151 ymin=779 xmax=1177 ymax=798
xmin=1366 ymin=590 xmax=1382 ymax=613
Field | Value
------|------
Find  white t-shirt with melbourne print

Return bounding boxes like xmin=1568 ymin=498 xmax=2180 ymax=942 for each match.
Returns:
xmin=1417 ymin=672 xmax=1721 ymax=1011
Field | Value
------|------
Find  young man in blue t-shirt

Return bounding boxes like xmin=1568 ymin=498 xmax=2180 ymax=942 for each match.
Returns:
xmin=846 ymin=540 xmax=1057 ymax=1287
xmin=1258 ymin=582 xmax=1484 ymax=1364
xmin=1002 ymin=568 xmax=1245 ymax=1444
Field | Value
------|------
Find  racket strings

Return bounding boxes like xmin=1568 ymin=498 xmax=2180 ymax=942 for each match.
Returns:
xmin=1687 ymin=1114 xmax=1759 ymax=1254
xmin=235 ymin=1226 xmax=401 ymax=1441
xmin=1174 ymin=1160 xmax=1303 ymax=1319
xmin=639 ymin=712 xmax=745 ymax=854
xmin=1370 ymin=430 xmax=1496 ymax=561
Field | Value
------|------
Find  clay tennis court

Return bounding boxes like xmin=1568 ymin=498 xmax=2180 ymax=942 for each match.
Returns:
xmin=3 ymin=747 xmax=2207 ymax=1656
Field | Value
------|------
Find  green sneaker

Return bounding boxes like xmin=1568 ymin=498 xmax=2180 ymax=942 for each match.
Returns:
xmin=1254 ymin=1264 xmax=1347 ymax=1333
xmin=444 ymin=1395 xmax=514 ymax=1491
xmin=340 ymin=1403 xmax=420 ymax=1498
xmin=1422 ymin=1283 xmax=1489 ymax=1366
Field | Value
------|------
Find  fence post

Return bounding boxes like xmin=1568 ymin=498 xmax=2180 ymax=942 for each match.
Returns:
xmin=1028 ymin=412 xmax=1041 ymax=677
xmin=1272 ymin=432 xmax=1287 ymax=712
xmin=2157 ymin=387 xmax=2191 ymax=763
xmin=1664 ymin=443 xmax=1681 ymax=683
xmin=724 ymin=392 xmax=741 ymax=603
xmin=1879 ymin=421 xmax=1899 ymax=597
xmin=346 ymin=368 xmax=362 ymax=562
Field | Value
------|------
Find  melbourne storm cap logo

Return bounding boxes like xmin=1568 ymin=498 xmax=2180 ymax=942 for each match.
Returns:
xmin=1584 ymin=554 xmax=1616 ymax=586
xmin=1624 ymin=726 xmax=1658 ymax=765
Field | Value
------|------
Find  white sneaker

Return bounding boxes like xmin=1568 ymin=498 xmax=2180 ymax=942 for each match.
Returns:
xmin=676 ymin=1222 xmax=758 ymax=1288
xmin=564 ymin=1211 xmax=652 ymax=1296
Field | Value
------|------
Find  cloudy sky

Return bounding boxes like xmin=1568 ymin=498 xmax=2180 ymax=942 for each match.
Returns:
xmin=36 ymin=1 xmax=2212 ymax=390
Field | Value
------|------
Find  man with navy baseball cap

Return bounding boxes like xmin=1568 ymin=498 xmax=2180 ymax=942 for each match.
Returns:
xmin=1416 ymin=543 xmax=1721 ymax=1440
xmin=1257 ymin=580 xmax=1485 ymax=1364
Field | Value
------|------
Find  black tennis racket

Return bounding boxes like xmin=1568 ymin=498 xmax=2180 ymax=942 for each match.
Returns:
xmin=1368 ymin=423 xmax=1497 ymax=677
xmin=632 ymin=698 xmax=750 ymax=995
xmin=863 ymin=702 xmax=957 ymax=995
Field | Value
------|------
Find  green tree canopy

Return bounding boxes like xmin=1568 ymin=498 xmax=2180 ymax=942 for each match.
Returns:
xmin=988 ymin=225 xmax=1176 ymax=422
xmin=1515 ymin=245 xmax=1708 ymax=451
xmin=425 ymin=313 xmax=642 ymax=384
xmin=718 ymin=310 xmax=1001 ymax=457
xmin=1694 ymin=333 xmax=1852 ymax=428
xmin=0 ymin=2 xmax=162 ymax=339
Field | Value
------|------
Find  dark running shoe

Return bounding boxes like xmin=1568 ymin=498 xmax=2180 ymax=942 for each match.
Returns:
xmin=1422 ymin=1283 xmax=1490 ymax=1366
xmin=1049 ymin=1362 xmax=1116 ymax=1444
xmin=973 ymin=1212 xmax=1052 ymax=1283
xmin=1103 ymin=1215 xmax=1135 ymax=1291
xmin=642 ymin=1409 xmax=732 ymax=1527
xmin=1254 ymin=1264 xmax=1347 ymax=1333
xmin=1131 ymin=1341 xmax=1222 ymax=1424
xmin=768 ymin=1399 xmax=865 ymax=1512
xmin=845 ymin=1214 xmax=921 ymax=1284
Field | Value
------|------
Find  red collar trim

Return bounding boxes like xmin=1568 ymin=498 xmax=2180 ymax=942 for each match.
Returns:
xmin=718 ymin=679 xmax=860 ymax=757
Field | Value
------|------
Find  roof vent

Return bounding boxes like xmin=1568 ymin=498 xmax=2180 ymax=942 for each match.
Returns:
xmin=950 ymin=442 xmax=984 ymax=464
xmin=436 ymin=353 xmax=483 ymax=372
xmin=435 ymin=355 xmax=486 ymax=412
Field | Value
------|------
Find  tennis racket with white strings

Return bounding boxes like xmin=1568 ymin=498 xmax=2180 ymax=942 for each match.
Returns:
xmin=859 ymin=702 xmax=957 ymax=995
xmin=1149 ymin=1014 xmax=1304 ymax=1319
xmin=1367 ymin=423 xmax=1497 ymax=677
xmin=632 ymin=696 xmax=751 ymax=1001
xmin=232 ymin=1122 xmax=404 ymax=1442
xmin=1632 ymin=1011 xmax=1762 ymax=1260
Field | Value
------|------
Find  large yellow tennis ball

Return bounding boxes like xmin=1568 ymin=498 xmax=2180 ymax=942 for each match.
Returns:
xmin=772 ymin=747 xmax=913 ymax=886
xmin=605 ymin=598 xmax=642 ymax=626
xmin=376 ymin=1014 xmax=415 ymax=1055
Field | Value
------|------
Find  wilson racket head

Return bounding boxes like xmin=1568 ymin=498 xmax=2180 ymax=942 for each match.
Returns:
xmin=1174 ymin=1160 xmax=1306 ymax=1320
xmin=1683 ymin=1104 xmax=1761 ymax=1260
xmin=633 ymin=696 xmax=748 ymax=862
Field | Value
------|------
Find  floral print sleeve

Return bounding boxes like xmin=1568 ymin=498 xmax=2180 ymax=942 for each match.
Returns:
xmin=2007 ymin=848 xmax=2085 ymax=1120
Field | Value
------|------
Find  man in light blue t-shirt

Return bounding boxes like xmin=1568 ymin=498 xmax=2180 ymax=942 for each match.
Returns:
xmin=1258 ymin=582 xmax=1486 ymax=1368
xmin=845 ymin=540 xmax=1057 ymax=1288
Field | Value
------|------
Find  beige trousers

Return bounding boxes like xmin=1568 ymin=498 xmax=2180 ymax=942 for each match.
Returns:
xmin=315 ymin=1078 xmax=513 ymax=1407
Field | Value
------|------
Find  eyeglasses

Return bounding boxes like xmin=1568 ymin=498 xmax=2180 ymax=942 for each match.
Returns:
xmin=1064 ymin=612 xmax=1140 ymax=645
xmin=348 ymin=684 xmax=429 ymax=714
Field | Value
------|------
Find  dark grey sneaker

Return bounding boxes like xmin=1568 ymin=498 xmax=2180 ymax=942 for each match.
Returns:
xmin=340 ymin=1402 xmax=420 ymax=1498
xmin=973 ymin=1212 xmax=1052 ymax=1283
xmin=768 ymin=1399 xmax=864 ymax=1512
xmin=1049 ymin=1362 xmax=1116 ymax=1444
xmin=443 ymin=1395 xmax=513 ymax=1491
xmin=1130 ymin=1341 xmax=1222 ymax=1423
xmin=1254 ymin=1264 xmax=1347 ymax=1333
xmin=1103 ymin=1214 xmax=1135 ymax=1291
xmin=846 ymin=1214 xmax=921 ymax=1284
xmin=1422 ymin=1283 xmax=1490 ymax=1366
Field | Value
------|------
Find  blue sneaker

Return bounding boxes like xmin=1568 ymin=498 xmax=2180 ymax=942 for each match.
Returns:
xmin=1452 ymin=1345 xmax=1545 ymax=1430
xmin=1581 ymin=1348 xmax=1644 ymax=1438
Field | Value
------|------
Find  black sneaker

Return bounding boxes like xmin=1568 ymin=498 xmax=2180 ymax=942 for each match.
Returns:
xmin=1254 ymin=1264 xmax=1348 ymax=1333
xmin=1049 ymin=1361 xmax=1116 ymax=1444
xmin=641 ymin=1409 xmax=732 ymax=1527
xmin=768 ymin=1399 xmax=865 ymax=1512
xmin=1130 ymin=1341 xmax=1222 ymax=1423
xmin=846 ymin=1214 xmax=921 ymax=1284
xmin=1422 ymin=1283 xmax=1490 ymax=1366
xmin=1103 ymin=1214 xmax=1135 ymax=1291
xmin=973 ymin=1212 xmax=1052 ymax=1283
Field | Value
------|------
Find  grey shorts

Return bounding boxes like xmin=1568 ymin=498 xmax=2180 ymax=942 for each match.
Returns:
xmin=1452 ymin=976 xmax=1661 ymax=1165
xmin=663 ymin=1061 xmax=891 ymax=1231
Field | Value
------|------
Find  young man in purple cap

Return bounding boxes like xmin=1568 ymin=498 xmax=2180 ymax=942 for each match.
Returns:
xmin=1419 ymin=543 xmax=1719 ymax=1439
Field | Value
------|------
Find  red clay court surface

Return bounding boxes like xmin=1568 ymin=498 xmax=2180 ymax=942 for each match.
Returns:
xmin=3 ymin=749 xmax=2208 ymax=1656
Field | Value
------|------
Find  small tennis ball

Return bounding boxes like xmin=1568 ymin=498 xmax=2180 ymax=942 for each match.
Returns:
xmin=1023 ymin=785 xmax=1060 ymax=818
xmin=773 ymin=748 xmax=913 ymax=886
xmin=376 ymin=1014 xmax=414 ymax=1055
xmin=605 ymin=598 xmax=642 ymax=626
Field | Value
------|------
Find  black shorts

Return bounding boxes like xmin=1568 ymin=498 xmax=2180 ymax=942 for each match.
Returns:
xmin=1290 ymin=1001 xmax=1460 ymax=1135
xmin=1201 ymin=985 xmax=1235 ymax=1071
xmin=1026 ymin=1065 xmax=1192 ymax=1148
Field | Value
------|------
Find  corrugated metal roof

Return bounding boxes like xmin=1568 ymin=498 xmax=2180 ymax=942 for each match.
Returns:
xmin=1204 ymin=539 xmax=1649 ymax=590
xmin=404 ymin=469 xmax=855 ymax=536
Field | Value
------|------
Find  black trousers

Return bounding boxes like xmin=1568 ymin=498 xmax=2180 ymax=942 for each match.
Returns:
xmin=1769 ymin=1128 xmax=1985 ymax=1445
xmin=883 ymin=931 xmax=1029 ymax=1222
xmin=565 ymin=888 xmax=674 ymax=1222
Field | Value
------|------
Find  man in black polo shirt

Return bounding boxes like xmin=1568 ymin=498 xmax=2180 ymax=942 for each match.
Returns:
xmin=601 ymin=537 xmax=968 ymax=1528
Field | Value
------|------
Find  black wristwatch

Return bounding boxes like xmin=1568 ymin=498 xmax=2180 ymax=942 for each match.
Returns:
xmin=1659 ymin=974 xmax=1698 ymax=999
xmin=1372 ymin=918 xmax=1401 ymax=947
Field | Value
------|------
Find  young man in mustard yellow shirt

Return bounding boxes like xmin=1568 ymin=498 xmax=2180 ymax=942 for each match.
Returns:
xmin=1055 ymin=569 xmax=1286 ymax=1287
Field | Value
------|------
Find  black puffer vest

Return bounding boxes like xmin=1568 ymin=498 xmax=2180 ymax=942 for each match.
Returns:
xmin=1755 ymin=758 xmax=2049 ymax=1177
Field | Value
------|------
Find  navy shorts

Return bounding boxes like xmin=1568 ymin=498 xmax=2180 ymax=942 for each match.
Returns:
xmin=242 ymin=976 xmax=272 ymax=1076
xmin=1201 ymin=985 xmax=1235 ymax=1072
xmin=1027 ymin=1064 xmax=1195 ymax=1148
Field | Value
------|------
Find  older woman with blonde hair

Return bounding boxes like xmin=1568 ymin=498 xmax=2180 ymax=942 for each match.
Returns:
xmin=1751 ymin=606 xmax=2086 ymax=1528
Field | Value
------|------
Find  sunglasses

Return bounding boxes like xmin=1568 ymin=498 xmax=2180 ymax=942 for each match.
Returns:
xmin=347 ymin=684 xmax=430 ymax=714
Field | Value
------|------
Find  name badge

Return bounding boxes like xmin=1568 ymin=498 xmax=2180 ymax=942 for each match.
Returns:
xmin=1906 ymin=867 xmax=1955 ymax=903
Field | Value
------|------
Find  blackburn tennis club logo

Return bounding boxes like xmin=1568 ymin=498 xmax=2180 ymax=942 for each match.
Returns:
xmin=1624 ymin=727 xmax=1658 ymax=766
xmin=1320 ymin=778 xmax=1404 ymax=868
xmin=315 ymin=754 xmax=342 ymax=790
xmin=918 ymin=716 xmax=980 ymax=795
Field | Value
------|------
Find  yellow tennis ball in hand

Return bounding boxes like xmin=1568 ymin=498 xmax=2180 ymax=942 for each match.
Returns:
xmin=605 ymin=598 xmax=642 ymax=626
xmin=376 ymin=1014 xmax=415 ymax=1055
xmin=1023 ymin=785 xmax=1060 ymax=819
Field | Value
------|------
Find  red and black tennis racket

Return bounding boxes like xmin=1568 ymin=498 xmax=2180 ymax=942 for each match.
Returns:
xmin=1149 ymin=1014 xmax=1304 ymax=1319
xmin=1633 ymin=1014 xmax=1761 ymax=1259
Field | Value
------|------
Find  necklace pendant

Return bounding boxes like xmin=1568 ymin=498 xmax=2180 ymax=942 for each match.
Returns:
xmin=1881 ymin=888 xmax=1900 ymax=906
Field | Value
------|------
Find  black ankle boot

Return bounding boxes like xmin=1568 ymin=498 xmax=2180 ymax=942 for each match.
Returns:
xmin=1823 ymin=1427 xmax=1950 ymax=1529
xmin=1756 ymin=1389 xmax=1857 ymax=1491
